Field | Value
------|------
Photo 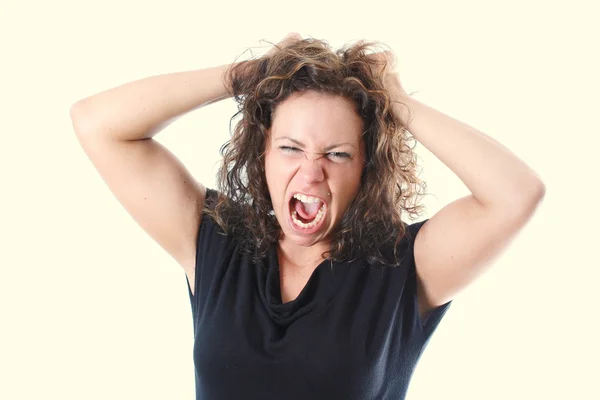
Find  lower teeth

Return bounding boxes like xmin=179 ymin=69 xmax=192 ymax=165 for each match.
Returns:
xmin=292 ymin=205 xmax=325 ymax=229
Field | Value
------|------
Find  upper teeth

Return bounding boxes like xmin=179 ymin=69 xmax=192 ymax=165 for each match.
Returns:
xmin=293 ymin=194 xmax=321 ymax=204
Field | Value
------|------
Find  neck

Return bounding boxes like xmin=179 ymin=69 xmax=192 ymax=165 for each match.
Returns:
xmin=277 ymin=237 xmax=330 ymax=272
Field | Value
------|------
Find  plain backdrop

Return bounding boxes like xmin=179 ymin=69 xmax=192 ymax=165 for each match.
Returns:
xmin=1 ymin=0 xmax=598 ymax=399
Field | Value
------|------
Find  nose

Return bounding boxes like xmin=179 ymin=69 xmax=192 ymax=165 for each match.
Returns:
xmin=299 ymin=154 xmax=325 ymax=184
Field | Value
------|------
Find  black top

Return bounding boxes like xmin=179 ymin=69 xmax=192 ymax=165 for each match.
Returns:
xmin=185 ymin=189 xmax=451 ymax=399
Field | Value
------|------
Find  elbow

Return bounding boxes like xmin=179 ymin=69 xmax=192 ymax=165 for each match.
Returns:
xmin=70 ymin=99 xmax=87 ymax=120
xmin=498 ymin=178 xmax=546 ymax=220
xmin=528 ymin=177 xmax=546 ymax=203
xmin=70 ymin=101 xmax=93 ymax=138
xmin=520 ymin=170 xmax=546 ymax=205
xmin=515 ymin=179 xmax=546 ymax=218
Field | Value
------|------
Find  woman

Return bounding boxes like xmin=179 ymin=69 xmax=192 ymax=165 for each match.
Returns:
xmin=70 ymin=33 xmax=545 ymax=399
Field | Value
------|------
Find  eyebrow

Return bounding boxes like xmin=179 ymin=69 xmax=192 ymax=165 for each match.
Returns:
xmin=274 ymin=136 xmax=357 ymax=151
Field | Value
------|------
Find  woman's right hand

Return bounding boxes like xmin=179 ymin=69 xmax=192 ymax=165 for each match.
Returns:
xmin=264 ymin=32 xmax=303 ymax=58
xmin=225 ymin=33 xmax=304 ymax=96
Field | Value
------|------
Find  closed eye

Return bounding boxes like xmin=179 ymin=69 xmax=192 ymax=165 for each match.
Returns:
xmin=327 ymin=152 xmax=351 ymax=160
xmin=279 ymin=146 xmax=302 ymax=154
xmin=279 ymin=146 xmax=351 ymax=161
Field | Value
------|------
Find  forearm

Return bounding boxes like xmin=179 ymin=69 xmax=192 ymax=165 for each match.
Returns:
xmin=70 ymin=62 xmax=236 ymax=141
xmin=395 ymin=95 xmax=545 ymax=209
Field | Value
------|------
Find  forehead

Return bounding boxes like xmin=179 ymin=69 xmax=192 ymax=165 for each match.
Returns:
xmin=270 ymin=91 xmax=364 ymax=144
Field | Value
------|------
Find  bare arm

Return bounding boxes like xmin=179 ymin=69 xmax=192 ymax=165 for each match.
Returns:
xmin=71 ymin=63 xmax=234 ymax=141
xmin=70 ymin=62 xmax=240 ymax=294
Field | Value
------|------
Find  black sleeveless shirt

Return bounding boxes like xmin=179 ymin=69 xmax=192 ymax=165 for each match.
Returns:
xmin=185 ymin=189 xmax=451 ymax=399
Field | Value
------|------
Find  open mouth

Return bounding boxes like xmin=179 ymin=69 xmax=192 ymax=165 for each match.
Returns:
xmin=288 ymin=193 xmax=327 ymax=230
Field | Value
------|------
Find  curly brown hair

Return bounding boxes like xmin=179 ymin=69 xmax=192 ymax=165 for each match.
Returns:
xmin=204 ymin=36 xmax=429 ymax=266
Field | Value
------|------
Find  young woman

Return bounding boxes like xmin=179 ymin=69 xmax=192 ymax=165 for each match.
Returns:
xmin=70 ymin=33 xmax=545 ymax=399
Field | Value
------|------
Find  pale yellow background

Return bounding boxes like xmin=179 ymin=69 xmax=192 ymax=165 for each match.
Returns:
xmin=1 ymin=0 xmax=598 ymax=399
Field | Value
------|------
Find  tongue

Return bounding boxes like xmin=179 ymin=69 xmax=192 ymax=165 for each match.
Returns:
xmin=294 ymin=200 xmax=321 ymax=221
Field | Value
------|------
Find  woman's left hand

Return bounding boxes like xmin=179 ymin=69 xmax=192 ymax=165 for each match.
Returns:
xmin=367 ymin=50 xmax=412 ymax=123
xmin=367 ymin=50 xmax=408 ymax=100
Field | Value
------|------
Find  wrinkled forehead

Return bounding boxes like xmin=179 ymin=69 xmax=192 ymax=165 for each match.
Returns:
xmin=268 ymin=92 xmax=365 ymax=147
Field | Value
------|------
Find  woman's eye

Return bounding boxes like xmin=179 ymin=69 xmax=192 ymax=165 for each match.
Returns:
xmin=280 ymin=146 xmax=301 ymax=153
xmin=327 ymin=152 xmax=351 ymax=160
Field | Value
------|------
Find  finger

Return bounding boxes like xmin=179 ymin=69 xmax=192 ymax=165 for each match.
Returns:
xmin=285 ymin=32 xmax=302 ymax=40
xmin=281 ymin=32 xmax=303 ymax=45
xmin=383 ymin=50 xmax=396 ymax=68
xmin=368 ymin=50 xmax=397 ymax=72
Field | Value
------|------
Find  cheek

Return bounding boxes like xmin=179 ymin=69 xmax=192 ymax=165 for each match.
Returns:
xmin=330 ymin=166 xmax=363 ymax=211
xmin=264 ymin=158 xmax=278 ymax=200
xmin=333 ymin=165 xmax=362 ymax=192
xmin=265 ymin=155 xmax=294 ymax=200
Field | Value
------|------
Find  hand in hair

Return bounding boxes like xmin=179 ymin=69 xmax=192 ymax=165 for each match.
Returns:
xmin=367 ymin=50 xmax=408 ymax=99
xmin=265 ymin=32 xmax=304 ymax=58
xmin=224 ymin=33 xmax=304 ymax=96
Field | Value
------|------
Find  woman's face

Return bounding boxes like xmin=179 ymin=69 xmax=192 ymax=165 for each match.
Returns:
xmin=264 ymin=91 xmax=365 ymax=248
